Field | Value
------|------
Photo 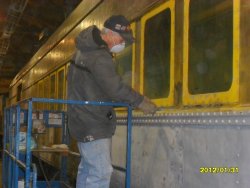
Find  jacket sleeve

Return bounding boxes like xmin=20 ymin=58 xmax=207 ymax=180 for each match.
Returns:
xmin=90 ymin=54 xmax=144 ymax=107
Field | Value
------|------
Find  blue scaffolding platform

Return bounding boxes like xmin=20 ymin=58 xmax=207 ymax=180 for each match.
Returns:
xmin=2 ymin=98 xmax=133 ymax=188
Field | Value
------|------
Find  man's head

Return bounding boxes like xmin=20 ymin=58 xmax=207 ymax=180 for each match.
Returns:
xmin=101 ymin=15 xmax=134 ymax=53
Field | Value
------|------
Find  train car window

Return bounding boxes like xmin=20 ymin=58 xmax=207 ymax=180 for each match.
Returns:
xmin=57 ymin=67 xmax=65 ymax=110
xmin=50 ymin=73 xmax=56 ymax=110
xmin=188 ymin=0 xmax=233 ymax=94
xmin=114 ymin=23 xmax=135 ymax=88
xmin=115 ymin=46 xmax=133 ymax=86
xmin=144 ymin=10 xmax=171 ymax=99
xmin=32 ymin=84 xmax=38 ymax=110
xmin=43 ymin=77 xmax=50 ymax=110
xmin=32 ymin=84 xmax=38 ymax=97
xmin=22 ymin=89 xmax=27 ymax=100
xmin=140 ymin=1 xmax=175 ymax=106
xmin=38 ymin=80 xmax=44 ymax=110
xmin=65 ymin=63 xmax=70 ymax=111
xmin=17 ymin=84 xmax=22 ymax=102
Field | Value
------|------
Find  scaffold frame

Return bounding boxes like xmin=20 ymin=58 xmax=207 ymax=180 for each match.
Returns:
xmin=2 ymin=98 xmax=133 ymax=188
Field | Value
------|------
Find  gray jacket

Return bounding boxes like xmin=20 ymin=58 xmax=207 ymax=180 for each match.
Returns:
xmin=67 ymin=26 xmax=143 ymax=142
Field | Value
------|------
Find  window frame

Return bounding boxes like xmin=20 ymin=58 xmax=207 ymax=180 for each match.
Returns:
xmin=140 ymin=1 xmax=175 ymax=107
xmin=182 ymin=0 xmax=240 ymax=105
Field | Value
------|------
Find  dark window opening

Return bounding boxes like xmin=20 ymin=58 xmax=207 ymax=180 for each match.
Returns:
xmin=144 ymin=9 xmax=171 ymax=99
xmin=188 ymin=0 xmax=233 ymax=94
xmin=17 ymin=84 xmax=22 ymax=101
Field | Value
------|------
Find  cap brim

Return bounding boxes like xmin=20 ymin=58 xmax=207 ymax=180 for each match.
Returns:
xmin=119 ymin=32 xmax=135 ymax=45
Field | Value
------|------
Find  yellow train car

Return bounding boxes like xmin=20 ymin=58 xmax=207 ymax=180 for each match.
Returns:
xmin=8 ymin=0 xmax=250 ymax=187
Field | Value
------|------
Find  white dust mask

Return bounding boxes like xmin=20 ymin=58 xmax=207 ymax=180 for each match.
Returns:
xmin=110 ymin=42 xmax=125 ymax=53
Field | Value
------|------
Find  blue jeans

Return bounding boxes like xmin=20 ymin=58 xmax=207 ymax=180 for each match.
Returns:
xmin=76 ymin=138 xmax=113 ymax=188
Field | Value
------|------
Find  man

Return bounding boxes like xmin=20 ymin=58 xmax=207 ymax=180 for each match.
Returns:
xmin=67 ymin=15 xmax=157 ymax=188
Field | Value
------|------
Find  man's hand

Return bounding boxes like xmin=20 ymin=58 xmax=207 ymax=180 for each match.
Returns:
xmin=138 ymin=97 xmax=157 ymax=114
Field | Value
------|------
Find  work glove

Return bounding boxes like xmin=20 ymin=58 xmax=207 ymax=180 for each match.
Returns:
xmin=138 ymin=97 xmax=157 ymax=115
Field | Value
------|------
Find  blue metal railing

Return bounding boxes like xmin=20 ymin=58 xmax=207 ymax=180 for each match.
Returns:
xmin=3 ymin=98 xmax=133 ymax=188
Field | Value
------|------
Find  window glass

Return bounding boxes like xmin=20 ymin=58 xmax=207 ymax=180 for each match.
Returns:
xmin=50 ymin=74 xmax=56 ymax=110
xmin=22 ymin=89 xmax=27 ymax=100
xmin=38 ymin=82 xmax=44 ymax=98
xmin=65 ymin=64 xmax=69 ymax=98
xmin=144 ymin=9 xmax=171 ymax=99
xmin=64 ymin=64 xmax=70 ymax=111
xmin=38 ymin=81 xmax=44 ymax=110
xmin=17 ymin=84 xmax=22 ymax=101
xmin=44 ymin=77 xmax=49 ymax=110
xmin=189 ymin=0 xmax=233 ymax=94
xmin=57 ymin=69 xmax=65 ymax=110
xmin=50 ymin=75 xmax=56 ymax=99
xmin=115 ymin=46 xmax=133 ymax=86
xmin=33 ymin=84 xmax=38 ymax=97
xmin=32 ymin=84 xmax=38 ymax=110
